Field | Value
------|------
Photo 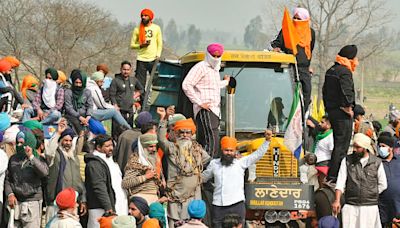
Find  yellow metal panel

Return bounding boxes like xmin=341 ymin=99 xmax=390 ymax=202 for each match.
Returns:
xmin=180 ymin=50 xmax=296 ymax=64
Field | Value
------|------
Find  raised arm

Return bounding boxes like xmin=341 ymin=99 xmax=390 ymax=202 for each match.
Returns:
xmin=156 ymin=107 xmax=173 ymax=155
xmin=240 ymin=130 xmax=272 ymax=169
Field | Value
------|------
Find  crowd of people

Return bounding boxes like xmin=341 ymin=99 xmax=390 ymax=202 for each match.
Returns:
xmin=0 ymin=5 xmax=399 ymax=228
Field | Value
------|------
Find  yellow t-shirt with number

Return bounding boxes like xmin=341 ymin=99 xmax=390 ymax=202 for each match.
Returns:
xmin=130 ymin=23 xmax=163 ymax=62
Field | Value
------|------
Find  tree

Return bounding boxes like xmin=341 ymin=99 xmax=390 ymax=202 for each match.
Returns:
xmin=243 ymin=16 xmax=268 ymax=50
xmin=187 ymin=24 xmax=201 ymax=51
xmin=153 ymin=18 xmax=164 ymax=32
xmin=164 ymin=19 xmax=180 ymax=50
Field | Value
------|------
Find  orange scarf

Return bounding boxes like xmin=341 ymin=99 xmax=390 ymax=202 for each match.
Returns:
xmin=20 ymin=75 xmax=39 ymax=99
xmin=139 ymin=22 xmax=152 ymax=45
xmin=336 ymin=55 xmax=359 ymax=73
xmin=293 ymin=19 xmax=312 ymax=60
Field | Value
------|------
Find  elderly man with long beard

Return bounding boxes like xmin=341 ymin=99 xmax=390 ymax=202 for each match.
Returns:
xmin=202 ymin=131 xmax=272 ymax=227
xmin=122 ymin=133 xmax=165 ymax=205
xmin=156 ymin=107 xmax=210 ymax=227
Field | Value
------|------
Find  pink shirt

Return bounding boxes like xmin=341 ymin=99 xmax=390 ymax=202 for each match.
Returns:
xmin=182 ymin=61 xmax=228 ymax=117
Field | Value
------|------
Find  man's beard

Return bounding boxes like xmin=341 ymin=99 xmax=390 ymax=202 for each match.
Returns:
xmin=352 ymin=151 xmax=365 ymax=163
xmin=145 ymin=149 xmax=157 ymax=167
xmin=141 ymin=19 xmax=150 ymax=25
xmin=176 ymin=138 xmax=193 ymax=155
xmin=221 ymin=154 xmax=235 ymax=166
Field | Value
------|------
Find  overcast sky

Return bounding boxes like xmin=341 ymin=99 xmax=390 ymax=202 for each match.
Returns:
xmin=86 ymin=0 xmax=399 ymax=40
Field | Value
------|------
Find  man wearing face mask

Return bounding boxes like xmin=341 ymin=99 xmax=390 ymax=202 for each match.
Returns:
xmin=131 ymin=8 xmax=163 ymax=89
xmin=377 ymin=135 xmax=400 ymax=227
xmin=202 ymin=132 xmax=272 ymax=227
xmin=332 ymin=133 xmax=387 ymax=228
xmin=182 ymin=43 xmax=230 ymax=158
xmin=23 ymin=68 xmax=64 ymax=124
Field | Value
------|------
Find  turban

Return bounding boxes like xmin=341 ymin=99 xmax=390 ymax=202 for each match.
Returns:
xmin=168 ymin=113 xmax=186 ymax=126
xmin=135 ymin=111 xmax=153 ymax=128
xmin=2 ymin=56 xmax=20 ymax=68
xmin=88 ymin=118 xmax=107 ymax=135
xmin=16 ymin=129 xmax=38 ymax=158
xmin=140 ymin=8 xmax=154 ymax=20
xmin=188 ymin=200 xmax=206 ymax=219
xmin=23 ymin=120 xmax=43 ymax=131
xmin=130 ymin=196 xmax=149 ymax=215
xmin=389 ymin=110 xmax=400 ymax=122
xmin=59 ymin=128 xmax=76 ymax=142
xmin=70 ymin=69 xmax=88 ymax=88
xmin=293 ymin=7 xmax=310 ymax=20
xmin=45 ymin=67 xmax=59 ymax=80
xmin=56 ymin=187 xmax=77 ymax=210
xmin=143 ymin=218 xmax=160 ymax=228
xmin=57 ymin=70 xmax=67 ymax=84
xmin=174 ymin=118 xmax=196 ymax=133
xmin=353 ymin=133 xmax=374 ymax=153
xmin=221 ymin=136 xmax=237 ymax=150
xmin=140 ymin=133 xmax=158 ymax=148
xmin=3 ymin=124 xmax=19 ymax=143
xmin=0 ymin=112 xmax=11 ymax=132
xmin=318 ymin=215 xmax=340 ymax=228
xmin=149 ymin=202 xmax=166 ymax=226
xmin=91 ymin=71 xmax=105 ymax=81
xmin=111 ymin=215 xmax=136 ymax=228
xmin=207 ymin=43 xmax=224 ymax=56
xmin=338 ymin=45 xmax=358 ymax=60
xmin=20 ymin=75 xmax=39 ymax=99
xmin=378 ymin=135 xmax=397 ymax=148
xmin=98 ymin=215 xmax=116 ymax=228
xmin=97 ymin=64 xmax=109 ymax=75
xmin=0 ymin=59 xmax=12 ymax=73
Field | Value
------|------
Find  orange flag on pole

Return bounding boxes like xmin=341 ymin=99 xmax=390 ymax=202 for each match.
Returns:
xmin=282 ymin=7 xmax=300 ymax=56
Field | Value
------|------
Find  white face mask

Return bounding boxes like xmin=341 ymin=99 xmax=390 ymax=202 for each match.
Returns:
xmin=205 ymin=51 xmax=222 ymax=71
xmin=378 ymin=146 xmax=390 ymax=158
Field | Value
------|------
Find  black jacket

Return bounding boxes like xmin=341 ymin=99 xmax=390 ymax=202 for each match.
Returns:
xmin=84 ymin=153 xmax=115 ymax=211
xmin=4 ymin=155 xmax=49 ymax=202
xmin=109 ymin=74 xmax=144 ymax=112
xmin=271 ymin=28 xmax=315 ymax=67
xmin=322 ymin=63 xmax=355 ymax=111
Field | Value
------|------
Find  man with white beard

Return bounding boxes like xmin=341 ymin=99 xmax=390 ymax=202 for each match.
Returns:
xmin=122 ymin=133 xmax=165 ymax=204
xmin=156 ymin=107 xmax=211 ymax=227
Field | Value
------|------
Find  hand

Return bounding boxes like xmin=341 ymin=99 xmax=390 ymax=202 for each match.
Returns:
xmin=85 ymin=116 xmax=91 ymax=126
xmin=25 ymin=146 xmax=33 ymax=158
xmin=273 ymin=47 xmax=281 ymax=52
xmin=157 ymin=107 xmax=166 ymax=120
xmin=21 ymin=103 xmax=29 ymax=109
xmin=223 ymin=75 xmax=231 ymax=82
xmin=8 ymin=194 xmax=17 ymax=208
xmin=57 ymin=118 xmax=67 ymax=134
xmin=134 ymin=91 xmax=141 ymax=100
xmin=306 ymin=119 xmax=315 ymax=128
xmin=265 ymin=129 xmax=273 ymax=141
xmin=145 ymin=168 xmax=156 ymax=180
xmin=332 ymin=200 xmax=341 ymax=215
xmin=200 ymin=103 xmax=210 ymax=111
xmin=158 ymin=196 xmax=169 ymax=203
xmin=393 ymin=217 xmax=400 ymax=223
xmin=79 ymin=116 xmax=87 ymax=125
xmin=37 ymin=109 xmax=44 ymax=120
xmin=79 ymin=202 xmax=88 ymax=216
xmin=166 ymin=105 xmax=175 ymax=117
xmin=140 ymin=42 xmax=150 ymax=49
xmin=341 ymin=106 xmax=354 ymax=118
xmin=114 ymin=104 xmax=120 ymax=111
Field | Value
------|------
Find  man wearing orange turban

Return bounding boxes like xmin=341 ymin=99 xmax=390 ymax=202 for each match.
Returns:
xmin=156 ymin=107 xmax=210 ymax=227
xmin=202 ymin=130 xmax=272 ymax=227
xmin=0 ymin=59 xmax=24 ymax=112
xmin=130 ymin=8 xmax=163 ymax=91
xmin=270 ymin=7 xmax=315 ymax=110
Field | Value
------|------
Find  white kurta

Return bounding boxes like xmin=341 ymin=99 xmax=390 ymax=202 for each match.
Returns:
xmin=336 ymin=155 xmax=387 ymax=228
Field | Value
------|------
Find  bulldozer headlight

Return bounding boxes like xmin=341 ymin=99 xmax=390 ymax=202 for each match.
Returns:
xmin=278 ymin=210 xmax=291 ymax=223
xmin=264 ymin=210 xmax=278 ymax=223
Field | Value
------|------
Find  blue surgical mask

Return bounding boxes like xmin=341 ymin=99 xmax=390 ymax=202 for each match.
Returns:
xmin=378 ymin=146 xmax=390 ymax=158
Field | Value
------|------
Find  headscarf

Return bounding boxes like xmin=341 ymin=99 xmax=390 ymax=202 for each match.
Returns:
xmin=2 ymin=56 xmax=20 ymax=68
xmin=111 ymin=215 xmax=136 ymax=228
xmin=16 ymin=129 xmax=38 ymax=158
xmin=20 ymin=75 xmax=39 ymax=99
xmin=59 ymin=128 xmax=76 ymax=142
xmin=293 ymin=7 xmax=310 ymax=20
xmin=336 ymin=45 xmax=359 ymax=73
xmin=0 ymin=59 xmax=12 ymax=73
xmin=91 ymin=71 xmax=105 ymax=81
xmin=353 ymin=133 xmax=374 ymax=153
xmin=188 ymin=200 xmax=206 ymax=219
xmin=221 ymin=136 xmax=237 ymax=150
xmin=389 ymin=110 xmax=400 ymax=122
xmin=168 ymin=113 xmax=186 ymax=126
xmin=56 ymin=187 xmax=77 ymax=210
xmin=57 ymin=70 xmax=67 ymax=84
xmin=142 ymin=218 xmax=160 ymax=228
xmin=98 ymin=215 xmax=116 ymax=228
xmin=0 ymin=112 xmax=11 ymax=131
xmin=140 ymin=133 xmax=158 ymax=148
xmin=96 ymin=64 xmax=109 ymax=75
xmin=23 ymin=120 xmax=43 ymax=131
xmin=292 ymin=8 xmax=312 ymax=60
xmin=42 ymin=77 xmax=58 ymax=109
xmin=130 ymin=196 xmax=149 ymax=216
xmin=174 ymin=118 xmax=196 ymax=133
xmin=205 ymin=43 xmax=224 ymax=71
xmin=139 ymin=9 xmax=154 ymax=45
xmin=135 ymin=111 xmax=153 ymax=128
xmin=70 ymin=69 xmax=88 ymax=110
xmin=45 ymin=68 xmax=59 ymax=81
xmin=149 ymin=202 xmax=166 ymax=226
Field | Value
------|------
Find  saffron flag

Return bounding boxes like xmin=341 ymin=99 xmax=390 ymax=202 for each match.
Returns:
xmin=284 ymin=83 xmax=303 ymax=159
xmin=282 ymin=7 xmax=300 ymax=56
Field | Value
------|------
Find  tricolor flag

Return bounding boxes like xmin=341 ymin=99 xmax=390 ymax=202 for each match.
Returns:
xmin=284 ymin=82 xmax=303 ymax=159
xmin=282 ymin=7 xmax=300 ymax=56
